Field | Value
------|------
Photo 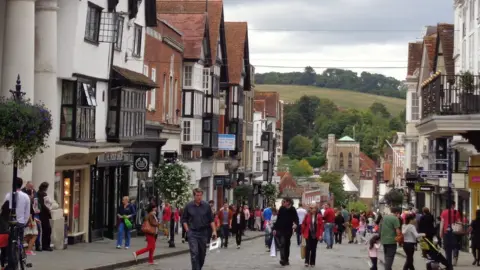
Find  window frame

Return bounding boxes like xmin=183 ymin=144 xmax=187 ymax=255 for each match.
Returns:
xmin=411 ymin=92 xmax=419 ymax=121
xmin=339 ymin=152 xmax=344 ymax=169
xmin=84 ymin=2 xmax=103 ymax=44
xmin=182 ymin=120 xmax=191 ymax=142
xmin=114 ymin=15 xmax=124 ymax=51
xmin=107 ymin=88 xmax=146 ymax=140
xmin=132 ymin=24 xmax=142 ymax=58
xmin=60 ymin=79 xmax=97 ymax=142
xmin=184 ymin=66 xmax=193 ymax=87
xmin=348 ymin=152 xmax=353 ymax=169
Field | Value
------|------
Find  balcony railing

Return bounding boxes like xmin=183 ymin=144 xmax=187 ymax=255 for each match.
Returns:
xmin=421 ymin=73 xmax=480 ymax=119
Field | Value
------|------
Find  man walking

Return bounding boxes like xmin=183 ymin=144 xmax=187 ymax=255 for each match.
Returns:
xmin=323 ymin=203 xmax=335 ymax=249
xmin=182 ymin=188 xmax=217 ymax=270
xmin=273 ymin=198 xmax=299 ymax=266
xmin=380 ymin=207 xmax=401 ymax=270
xmin=296 ymin=203 xmax=307 ymax=246
xmin=217 ymin=202 xmax=232 ymax=248
xmin=341 ymin=205 xmax=351 ymax=243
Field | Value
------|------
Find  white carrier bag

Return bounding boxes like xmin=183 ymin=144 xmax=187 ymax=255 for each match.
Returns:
xmin=270 ymin=238 xmax=277 ymax=257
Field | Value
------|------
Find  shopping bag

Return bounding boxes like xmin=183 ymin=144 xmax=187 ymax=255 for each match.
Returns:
xmin=270 ymin=238 xmax=276 ymax=257
xmin=300 ymin=238 xmax=306 ymax=259
xmin=209 ymin=238 xmax=221 ymax=251
xmin=124 ymin=218 xmax=133 ymax=230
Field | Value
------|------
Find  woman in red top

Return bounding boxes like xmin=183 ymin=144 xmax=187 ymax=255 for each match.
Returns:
xmin=350 ymin=215 xmax=360 ymax=244
xmin=301 ymin=203 xmax=324 ymax=267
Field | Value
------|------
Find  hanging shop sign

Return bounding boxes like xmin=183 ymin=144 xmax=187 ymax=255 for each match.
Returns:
xmin=414 ymin=183 xmax=435 ymax=192
xmin=133 ymin=153 xmax=150 ymax=172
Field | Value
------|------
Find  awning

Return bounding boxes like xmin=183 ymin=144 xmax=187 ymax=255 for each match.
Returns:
xmin=342 ymin=173 xmax=359 ymax=192
xmin=56 ymin=141 xmax=127 ymax=166
xmin=112 ymin=65 xmax=157 ymax=89
xmin=131 ymin=137 xmax=168 ymax=148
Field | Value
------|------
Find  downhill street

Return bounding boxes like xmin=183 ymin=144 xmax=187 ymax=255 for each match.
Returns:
xmin=117 ymin=237 xmax=371 ymax=270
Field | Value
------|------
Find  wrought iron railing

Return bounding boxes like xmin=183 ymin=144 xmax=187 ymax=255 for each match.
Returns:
xmin=76 ymin=106 xmax=95 ymax=141
xmin=421 ymin=73 xmax=480 ymax=119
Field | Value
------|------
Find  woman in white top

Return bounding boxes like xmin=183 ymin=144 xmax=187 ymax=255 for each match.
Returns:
xmin=402 ymin=214 xmax=425 ymax=270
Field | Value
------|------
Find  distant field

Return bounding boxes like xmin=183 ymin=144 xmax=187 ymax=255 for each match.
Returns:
xmin=256 ymin=84 xmax=405 ymax=115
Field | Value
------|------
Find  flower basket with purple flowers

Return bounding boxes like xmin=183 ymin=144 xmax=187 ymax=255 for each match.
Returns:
xmin=0 ymin=96 xmax=52 ymax=168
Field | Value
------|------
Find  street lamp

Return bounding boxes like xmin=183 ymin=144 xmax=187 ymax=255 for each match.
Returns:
xmin=444 ymin=140 xmax=454 ymax=270
xmin=8 ymin=76 xmax=26 ymax=269
xmin=164 ymin=151 xmax=178 ymax=248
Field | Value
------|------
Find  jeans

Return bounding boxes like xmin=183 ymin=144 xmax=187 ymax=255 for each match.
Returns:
xmin=135 ymin=234 xmax=156 ymax=263
xmin=370 ymin=257 xmax=378 ymax=270
xmin=221 ymin=224 xmax=229 ymax=247
xmin=324 ymin=223 xmax=334 ymax=247
xmin=279 ymin=231 xmax=292 ymax=263
xmin=265 ymin=228 xmax=271 ymax=247
xmin=296 ymin=225 xmax=302 ymax=245
xmin=235 ymin=230 xmax=242 ymax=246
xmin=383 ymin=244 xmax=398 ymax=270
xmin=403 ymin=242 xmax=416 ymax=270
xmin=305 ymin=235 xmax=318 ymax=266
xmin=116 ymin=222 xmax=131 ymax=248
xmin=188 ymin=231 xmax=208 ymax=270
xmin=35 ymin=221 xmax=42 ymax=250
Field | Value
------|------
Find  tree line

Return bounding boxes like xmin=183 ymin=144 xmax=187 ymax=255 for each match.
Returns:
xmin=255 ymin=67 xmax=407 ymax=99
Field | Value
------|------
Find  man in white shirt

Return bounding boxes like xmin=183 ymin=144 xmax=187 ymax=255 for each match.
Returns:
xmin=296 ymin=203 xmax=307 ymax=246
xmin=4 ymin=177 xmax=31 ymax=242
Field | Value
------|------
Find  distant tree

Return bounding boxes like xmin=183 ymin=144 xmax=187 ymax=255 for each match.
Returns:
xmin=299 ymin=66 xmax=316 ymax=85
xmin=283 ymin=104 xmax=308 ymax=153
xmin=369 ymin=102 xmax=391 ymax=118
xmin=348 ymin=201 xmax=368 ymax=212
xmin=277 ymin=156 xmax=294 ymax=172
xmin=305 ymin=154 xmax=325 ymax=168
xmin=290 ymin=159 xmax=314 ymax=177
xmin=318 ymin=172 xmax=346 ymax=207
xmin=297 ymin=95 xmax=321 ymax=133
xmin=287 ymin=135 xmax=313 ymax=159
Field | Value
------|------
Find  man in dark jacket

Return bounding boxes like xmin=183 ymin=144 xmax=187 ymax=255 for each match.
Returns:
xmin=272 ymin=197 xmax=299 ymax=266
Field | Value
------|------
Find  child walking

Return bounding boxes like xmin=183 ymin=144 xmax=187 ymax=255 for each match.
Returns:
xmin=367 ymin=235 xmax=380 ymax=270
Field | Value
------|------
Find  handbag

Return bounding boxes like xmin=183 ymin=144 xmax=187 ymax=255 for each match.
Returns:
xmin=452 ymin=210 xmax=464 ymax=234
xmin=300 ymin=238 xmax=306 ymax=259
xmin=141 ymin=218 xmax=156 ymax=235
xmin=395 ymin=232 xmax=404 ymax=245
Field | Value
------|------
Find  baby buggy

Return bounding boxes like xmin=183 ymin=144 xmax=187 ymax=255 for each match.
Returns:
xmin=418 ymin=237 xmax=450 ymax=270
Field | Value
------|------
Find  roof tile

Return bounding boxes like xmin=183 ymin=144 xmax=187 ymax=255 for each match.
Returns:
xmin=254 ymin=92 xmax=279 ymax=118
xmin=157 ymin=13 xmax=207 ymax=59
xmin=437 ymin=23 xmax=455 ymax=76
xmin=424 ymin=33 xmax=438 ymax=73
xmin=225 ymin=22 xmax=247 ymax=84
xmin=407 ymin=42 xmax=423 ymax=76
xmin=157 ymin=0 xmax=223 ymax=62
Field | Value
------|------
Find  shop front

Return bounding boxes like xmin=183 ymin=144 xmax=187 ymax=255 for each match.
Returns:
xmin=89 ymin=152 xmax=131 ymax=241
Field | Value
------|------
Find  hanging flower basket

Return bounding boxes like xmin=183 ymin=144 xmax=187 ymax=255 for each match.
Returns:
xmin=0 ymin=97 xmax=52 ymax=168
xmin=233 ymin=184 xmax=253 ymax=203
xmin=153 ymin=162 xmax=192 ymax=206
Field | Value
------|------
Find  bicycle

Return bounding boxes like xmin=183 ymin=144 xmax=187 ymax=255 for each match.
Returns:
xmin=6 ymin=225 xmax=32 ymax=270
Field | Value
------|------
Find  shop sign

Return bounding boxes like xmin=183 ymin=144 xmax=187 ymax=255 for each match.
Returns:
xmin=214 ymin=177 xmax=225 ymax=186
xmin=414 ymin=183 xmax=435 ymax=192
xmin=133 ymin=153 xmax=150 ymax=172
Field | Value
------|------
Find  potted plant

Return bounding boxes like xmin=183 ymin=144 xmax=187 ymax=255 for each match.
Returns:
xmin=383 ymin=188 xmax=404 ymax=208
xmin=459 ymin=71 xmax=476 ymax=112
xmin=263 ymin=183 xmax=278 ymax=206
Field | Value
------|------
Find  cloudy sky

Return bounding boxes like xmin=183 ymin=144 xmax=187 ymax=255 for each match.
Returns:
xmin=223 ymin=0 xmax=453 ymax=80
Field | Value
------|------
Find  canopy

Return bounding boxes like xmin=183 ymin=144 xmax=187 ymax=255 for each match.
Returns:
xmin=341 ymin=173 xmax=359 ymax=192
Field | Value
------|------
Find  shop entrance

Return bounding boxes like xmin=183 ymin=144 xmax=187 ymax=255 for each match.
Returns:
xmin=89 ymin=165 xmax=130 ymax=241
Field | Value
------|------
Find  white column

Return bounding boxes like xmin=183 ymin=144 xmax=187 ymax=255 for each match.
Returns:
xmin=33 ymin=0 xmax=58 ymax=199
xmin=0 ymin=0 xmax=36 ymax=198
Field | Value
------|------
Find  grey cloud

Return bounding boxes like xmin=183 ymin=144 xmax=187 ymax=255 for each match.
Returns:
xmin=225 ymin=0 xmax=453 ymax=49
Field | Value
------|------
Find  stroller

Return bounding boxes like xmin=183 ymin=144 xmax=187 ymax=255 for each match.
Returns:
xmin=418 ymin=237 xmax=450 ymax=270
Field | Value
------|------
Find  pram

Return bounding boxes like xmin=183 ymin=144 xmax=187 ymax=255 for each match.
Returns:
xmin=418 ymin=237 xmax=450 ymax=270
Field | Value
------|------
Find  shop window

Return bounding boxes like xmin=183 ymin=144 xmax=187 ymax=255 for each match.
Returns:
xmin=60 ymin=170 xmax=82 ymax=235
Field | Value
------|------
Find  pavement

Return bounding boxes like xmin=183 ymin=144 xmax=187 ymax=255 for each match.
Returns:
xmin=378 ymin=244 xmax=477 ymax=270
xmin=117 ymin=237 xmax=374 ymax=270
xmin=26 ymin=231 xmax=263 ymax=270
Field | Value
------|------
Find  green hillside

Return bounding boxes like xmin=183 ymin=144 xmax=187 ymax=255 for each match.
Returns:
xmin=256 ymin=84 xmax=405 ymax=115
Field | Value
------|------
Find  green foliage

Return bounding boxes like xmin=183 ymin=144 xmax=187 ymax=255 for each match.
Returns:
xmin=0 ymin=97 xmax=53 ymax=168
xmin=255 ymin=67 xmax=406 ymax=99
xmin=263 ymin=183 xmax=278 ymax=205
xmin=369 ymin=102 xmax=391 ymax=118
xmin=318 ymin=172 xmax=346 ymax=206
xmin=153 ymin=163 xmax=192 ymax=206
xmin=384 ymin=189 xmax=404 ymax=207
xmin=287 ymin=135 xmax=313 ymax=159
xmin=234 ymin=184 xmax=253 ymax=203
xmin=305 ymin=153 xmax=325 ymax=168
xmin=277 ymin=156 xmax=294 ymax=172
xmin=290 ymin=159 xmax=314 ymax=177
xmin=348 ymin=201 xmax=368 ymax=212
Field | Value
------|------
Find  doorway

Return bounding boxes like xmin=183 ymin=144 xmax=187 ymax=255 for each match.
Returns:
xmin=89 ymin=165 xmax=130 ymax=241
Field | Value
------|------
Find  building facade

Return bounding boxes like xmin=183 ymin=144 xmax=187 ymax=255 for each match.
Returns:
xmin=326 ymin=134 xmax=361 ymax=187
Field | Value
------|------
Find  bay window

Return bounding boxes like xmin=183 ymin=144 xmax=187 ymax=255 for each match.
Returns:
xmin=107 ymin=88 xmax=146 ymax=141
xmin=184 ymin=66 xmax=193 ymax=87
xmin=411 ymin=92 xmax=419 ymax=121
xmin=182 ymin=120 xmax=191 ymax=142
xmin=60 ymin=79 xmax=96 ymax=141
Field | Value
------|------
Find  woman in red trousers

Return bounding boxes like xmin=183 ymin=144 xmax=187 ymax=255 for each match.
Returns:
xmin=301 ymin=203 xmax=324 ymax=267
xmin=133 ymin=205 xmax=159 ymax=265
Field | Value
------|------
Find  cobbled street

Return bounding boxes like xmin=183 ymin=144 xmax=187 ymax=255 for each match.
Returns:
xmin=117 ymin=237 xmax=373 ymax=270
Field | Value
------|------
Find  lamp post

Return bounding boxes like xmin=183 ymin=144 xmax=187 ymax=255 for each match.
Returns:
xmin=8 ymin=76 xmax=26 ymax=269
